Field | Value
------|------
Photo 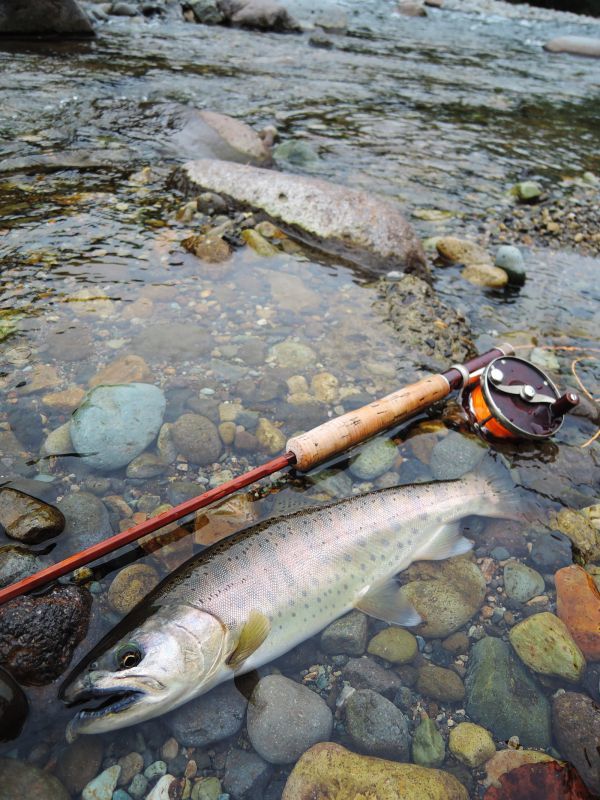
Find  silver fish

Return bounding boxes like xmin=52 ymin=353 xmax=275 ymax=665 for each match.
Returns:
xmin=61 ymin=458 xmax=524 ymax=739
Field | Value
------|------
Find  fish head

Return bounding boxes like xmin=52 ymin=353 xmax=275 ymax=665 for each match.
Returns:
xmin=60 ymin=603 xmax=226 ymax=739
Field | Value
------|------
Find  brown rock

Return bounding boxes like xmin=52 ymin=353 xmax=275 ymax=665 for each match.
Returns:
xmin=0 ymin=488 xmax=65 ymax=544
xmin=416 ymin=663 xmax=465 ymax=702
xmin=41 ymin=386 xmax=86 ymax=412
xmin=176 ymin=160 xmax=428 ymax=278
xmin=552 ymin=691 xmax=600 ymax=795
xmin=171 ymin=108 xmax=272 ymax=165
xmin=556 ymin=564 xmax=600 ymax=661
xmin=171 ymin=413 xmax=222 ymax=465
xmin=0 ymin=758 xmax=70 ymax=800
xmin=436 ymin=236 xmax=491 ymax=265
xmin=397 ymin=1 xmax=427 ymax=15
xmin=55 ymin=737 xmax=104 ymax=795
xmin=0 ymin=584 xmax=91 ymax=685
xmin=461 ymin=264 xmax=509 ymax=288
xmin=182 ymin=233 xmax=231 ymax=263
xmin=194 ymin=493 xmax=257 ymax=546
xmin=89 ymin=354 xmax=153 ymax=387
xmin=20 ymin=363 xmax=61 ymax=394
xmin=107 ymin=564 xmax=160 ymax=614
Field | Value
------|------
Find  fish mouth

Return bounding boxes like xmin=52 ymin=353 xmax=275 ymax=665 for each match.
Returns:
xmin=65 ymin=686 xmax=143 ymax=740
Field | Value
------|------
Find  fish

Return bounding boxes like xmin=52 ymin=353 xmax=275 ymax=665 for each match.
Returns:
xmin=60 ymin=457 xmax=526 ymax=739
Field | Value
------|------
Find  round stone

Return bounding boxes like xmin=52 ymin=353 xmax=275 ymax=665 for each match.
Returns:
xmin=448 ymin=722 xmax=495 ymax=767
xmin=171 ymin=414 xmax=222 ymax=465
xmin=0 ymin=488 xmax=65 ymax=544
xmin=107 ymin=564 xmax=160 ymax=614
xmin=495 ymin=245 xmax=526 ymax=285
xmin=367 ymin=628 xmax=418 ymax=664
xmin=503 ymin=561 xmax=545 ymax=604
xmin=344 ymin=688 xmax=411 ymax=760
xmin=349 ymin=438 xmax=398 ymax=481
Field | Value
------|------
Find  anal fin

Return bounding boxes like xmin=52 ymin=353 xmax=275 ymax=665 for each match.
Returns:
xmin=414 ymin=521 xmax=473 ymax=561
xmin=355 ymin=578 xmax=421 ymax=627
xmin=226 ymin=610 xmax=270 ymax=671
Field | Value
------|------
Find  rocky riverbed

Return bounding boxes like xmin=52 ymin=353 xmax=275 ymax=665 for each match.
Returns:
xmin=0 ymin=0 xmax=599 ymax=798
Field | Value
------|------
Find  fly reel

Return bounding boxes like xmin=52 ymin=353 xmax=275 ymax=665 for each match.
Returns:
xmin=462 ymin=355 xmax=580 ymax=441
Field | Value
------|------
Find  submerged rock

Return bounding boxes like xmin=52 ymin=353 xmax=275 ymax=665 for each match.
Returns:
xmin=82 ymin=765 xmax=121 ymax=800
xmin=170 ymin=108 xmax=272 ymax=165
xmin=70 ymin=383 xmax=166 ymax=471
xmin=484 ymin=749 xmax=555 ymax=789
xmin=57 ymin=491 xmax=112 ymax=551
xmin=412 ymin=717 xmax=445 ymax=768
xmin=552 ymin=691 xmax=600 ymax=795
xmin=0 ymin=666 xmax=28 ymax=742
xmin=349 ymin=438 xmax=398 ymax=481
xmin=344 ymin=688 xmax=411 ymax=760
xmin=219 ymin=0 xmax=301 ymax=32
xmin=0 ymin=757 xmax=69 ymax=800
xmin=107 ymin=564 xmax=160 ymax=614
xmin=0 ymin=544 xmax=43 ymax=589
xmin=55 ymin=737 xmax=105 ymax=796
xmin=281 ymin=742 xmax=468 ymax=800
xmin=416 ymin=663 xmax=465 ymax=702
xmin=0 ymin=0 xmax=93 ymax=37
xmin=0 ymin=487 xmax=65 ymax=544
xmin=503 ymin=561 xmax=545 ymax=604
xmin=247 ymin=674 xmax=333 ymax=764
xmin=508 ymin=612 xmax=585 ymax=683
xmin=165 ymin=682 xmax=248 ymax=747
xmin=556 ymin=564 xmax=600 ymax=661
xmin=367 ymin=627 xmax=417 ymax=664
xmin=430 ymin=431 xmax=485 ymax=480
xmin=465 ymin=636 xmax=551 ymax=748
xmin=320 ymin=610 xmax=367 ymax=656
xmin=0 ymin=584 xmax=91 ymax=685
xmin=222 ymin=749 xmax=271 ymax=799
xmin=448 ymin=722 xmax=495 ymax=768
xmin=176 ymin=159 xmax=428 ymax=277
xmin=171 ymin=413 xmax=222 ymax=465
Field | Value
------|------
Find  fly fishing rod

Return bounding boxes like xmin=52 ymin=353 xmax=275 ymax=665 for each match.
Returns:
xmin=0 ymin=343 xmax=580 ymax=606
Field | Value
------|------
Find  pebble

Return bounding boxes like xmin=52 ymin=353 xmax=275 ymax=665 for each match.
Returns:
xmin=55 ymin=739 xmax=104 ymax=795
xmin=273 ymin=140 xmax=320 ymax=167
xmin=0 ymin=583 xmax=91 ymax=685
xmin=125 ymin=452 xmax=168 ymax=479
xmin=127 ymin=774 xmax=148 ymax=799
xmin=113 ymin=791 xmax=133 ymax=800
xmin=529 ymin=530 xmax=572 ymax=571
xmin=0 ymin=666 xmax=28 ymax=742
xmin=342 ymin=656 xmax=402 ymax=697
xmin=57 ymin=492 xmax=112 ymax=552
xmin=82 ymin=765 xmax=121 ymax=800
xmin=246 ymin=674 xmax=333 ymax=764
xmin=514 ymin=181 xmax=542 ymax=202
xmin=222 ymin=749 xmax=271 ymax=799
xmin=71 ymin=383 xmax=166 ymax=471
xmin=465 ymin=636 xmax=551 ymax=748
xmin=131 ymin=324 xmax=213 ymax=363
xmin=448 ymin=722 xmax=495 ymax=767
xmin=436 ymin=236 xmax=490 ymax=265
xmin=282 ymin=742 xmax=468 ymax=800
xmin=165 ymin=683 xmax=248 ymax=747
xmin=503 ymin=561 xmax=545 ymax=603
xmin=544 ymin=35 xmax=600 ymax=58
xmin=552 ymin=691 xmax=600 ymax=795
xmin=320 ymin=610 xmax=367 ymax=655
xmin=442 ymin=631 xmax=469 ymax=655
xmin=509 ymin=611 xmax=585 ymax=683
xmin=144 ymin=761 xmax=167 ymax=781
xmin=398 ymin=558 xmax=486 ymax=638
xmin=0 ymin=757 xmax=70 ymax=800
xmin=117 ymin=752 xmax=144 ymax=786
xmin=411 ymin=716 xmax=445 ymax=768
xmin=367 ymin=627 xmax=417 ymax=664
xmin=344 ymin=688 xmax=411 ymax=759
xmin=349 ymin=438 xmax=397 ymax=480
xmin=430 ymin=432 xmax=485 ymax=480
xmin=0 ymin=487 xmax=65 ymax=544
xmin=108 ymin=564 xmax=160 ymax=614
xmin=494 ymin=244 xmax=526 ymax=284
xmin=171 ymin=413 xmax=222 ymax=465
xmin=255 ymin=417 xmax=286 ymax=454
xmin=416 ymin=663 xmax=465 ymax=702
xmin=461 ymin=263 xmax=509 ymax=288
xmin=556 ymin=564 xmax=600 ymax=660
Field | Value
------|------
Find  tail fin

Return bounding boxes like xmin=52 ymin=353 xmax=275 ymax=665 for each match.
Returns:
xmin=470 ymin=453 xmax=538 ymax=523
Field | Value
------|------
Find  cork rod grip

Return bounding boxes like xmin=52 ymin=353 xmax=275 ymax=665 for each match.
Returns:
xmin=287 ymin=373 xmax=450 ymax=472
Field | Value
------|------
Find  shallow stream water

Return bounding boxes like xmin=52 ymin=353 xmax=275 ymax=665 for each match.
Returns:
xmin=0 ymin=1 xmax=599 ymax=797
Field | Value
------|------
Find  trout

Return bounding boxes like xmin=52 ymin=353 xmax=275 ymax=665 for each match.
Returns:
xmin=61 ymin=459 xmax=524 ymax=738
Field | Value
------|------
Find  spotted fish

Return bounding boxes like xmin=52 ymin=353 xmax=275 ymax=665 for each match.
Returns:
xmin=61 ymin=458 xmax=524 ymax=738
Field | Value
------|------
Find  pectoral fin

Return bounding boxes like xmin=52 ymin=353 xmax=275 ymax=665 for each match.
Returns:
xmin=414 ymin=521 xmax=473 ymax=561
xmin=355 ymin=578 xmax=421 ymax=626
xmin=226 ymin=610 xmax=271 ymax=671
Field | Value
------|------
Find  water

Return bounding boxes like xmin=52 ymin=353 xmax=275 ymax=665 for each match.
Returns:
xmin=0 ymin=0 xmax=599 ymax=796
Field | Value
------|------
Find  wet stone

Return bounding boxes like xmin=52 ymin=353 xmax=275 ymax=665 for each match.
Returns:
xmin=222 ymin=748 xmax=271 ymax=800
xmin=246 ymin=674 xmax=333 ymax=764
xmin=0 ymin=757 xmax=70 ymax=800
xmin=448 ymin=722 xmax=495 ymax=768
xmin=107 ymin=564 xmax=160 ymax=614
xmin=0 ymin=666 xmax=28 ymax=742
xmin=82 ymin=765 xmax=121 ymax=800
xmin=412 ymin=716 xmax=445 ymax=768
xmin=165 ymin=682 xmax=248 ymax=747
xmin=171 ymin=413 xmax=222 ymax=465
xmin=509 ymin=612 xmax=585 ymax=683
xmin=0 ymin=487 xmax=65 ymax=544
xmin=530 ymin=530 xmax=572 ymax=571
xmin=57 ymin=491 xmax=112 ymax=550
xmin=55 ymin=737 xmax=104 ymax=795
xmin=344 ymin=688 xmax=411 ymax=760
xmin=495 ymin=245 xmax=526 ymax=285
xmin=320 ymin=610 xmax=367 ymax=656
xmin=342 ymin=656 xmax=402 ymax=698
xmin=349 ymin=438 xmax=397 ymax=481
xmin=125 ymin=452 xmax=167 ymax=479
xmin=552 ymin=691 xmax=600 ymax=795
xmin=367 ymin=627 xmax=418 ymax=664
xmin=416 ymin=663 xmax=465 ymax=702
xmin=503 ymin=561 xmax=545 ymax=604
xmin=0 ymin=584 xmax=92 ymax=685
xmin=0 ymin=544 xmax=43 ymax=589
xmin=430 ymin=432 xmax=485 ymax=480
xmin=130 ymin=323 xmax=213 ymax=362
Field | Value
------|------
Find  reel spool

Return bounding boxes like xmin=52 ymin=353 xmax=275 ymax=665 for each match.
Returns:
xmin=463 ymin=355 xmax=579 ymax=441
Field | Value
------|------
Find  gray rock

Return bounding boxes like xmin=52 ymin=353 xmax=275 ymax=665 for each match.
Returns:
xmin=0 ymin=545 xmax=44 ymax=590
xmin=57 ymin=491 xmax=112 ymax=550
xmin=503 ymin=561 xmax=545 ymax=603
xmin=0 ymin=757 xmax=69 ymax=800
xmin=0 ymin=487 xmax=65 ymax=544
xmin=189 ymin=0 xmax=224 ymax=25
xmin=0 ymin=0 xmax=94 ymax=37
xmin=530 ymin=531 xmax=572 ymax=572
xmin=344 ymin=688 xmax=411 ymax=759
xmin=0 ymin=584 xmax=91 ymax=686
xmin=320 ymin=610 xmax=368 ymax=656
xmin=220 ymin=0 xmax=301 ymax=32
xmin=0 ymin=666 xmax=28 ymax=742
xmin=222 ymin=749 xmax=271 ymax=799
xmin=552 ymin=691 xmax=600 ymax=795
xmin=273 ymin=140 xmax=320 ymax=169
xmin=70 ymin=383 xmax=166 ymax=471
xmin=171 ymin=413 xmax=222 ymax=465
xmin=544 ymin=36 xmax=600 ymax=58
xmin=342 ymin=656 xmax=402 ymax=698
xmin=246 ymin=675 xmax=333 ymax=764
xmin=165 ymin=683 xmax=248 ymax=747
xmin=169 ymin=108 xmax=271 ymax=165
xmin=349 ymin=438 xmax=398 ymax=481
xmin=465 ymin=636 xmax=551 ymax=748
xmin=176 ymin=159 xmax=428 ymax=278
xmin=495 ymin=245 xmax=526 ymax=285
xmin=430 ymin=432 xmax=486 ymax=480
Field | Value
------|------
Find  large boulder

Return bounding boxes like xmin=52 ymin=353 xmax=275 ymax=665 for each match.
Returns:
xmin=0 ymin=0 xmax=94 ymax=37
xmin=175 ymin=159 xmax=428 ymax=278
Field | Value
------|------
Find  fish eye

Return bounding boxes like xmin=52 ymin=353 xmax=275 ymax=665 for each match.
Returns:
xmin=115 ymin=643 xmax=143 ymax=670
